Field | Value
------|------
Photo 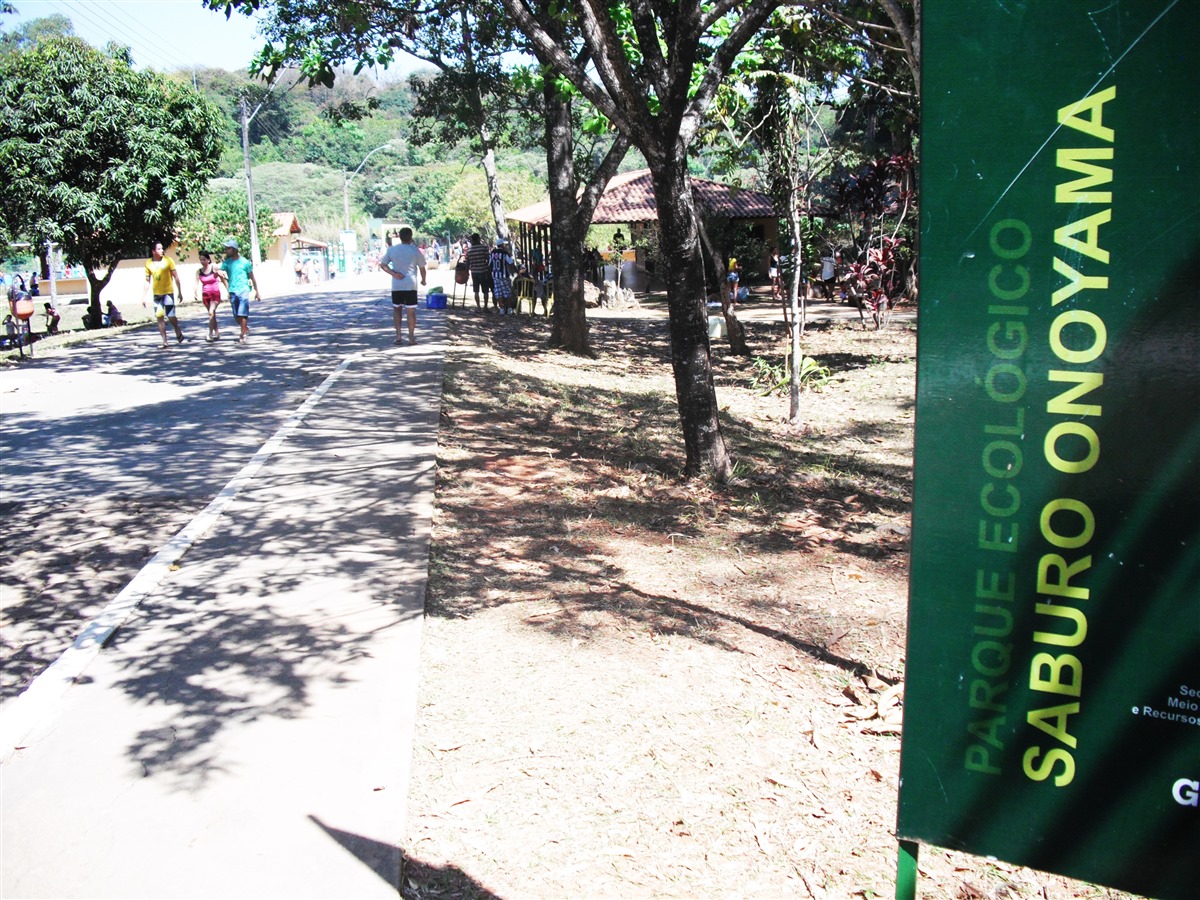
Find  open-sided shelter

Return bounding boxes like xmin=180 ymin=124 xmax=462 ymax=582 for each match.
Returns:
xmin=506 ymin=168 xmax=778 ymax=288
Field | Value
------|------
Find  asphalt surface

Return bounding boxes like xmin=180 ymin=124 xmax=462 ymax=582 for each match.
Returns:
xmin=1 ymin=278 xmax=446 ymax=898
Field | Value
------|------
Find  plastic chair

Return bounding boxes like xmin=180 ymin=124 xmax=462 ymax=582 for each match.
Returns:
xmin=513 ymin=276 xmax=537 ymax=315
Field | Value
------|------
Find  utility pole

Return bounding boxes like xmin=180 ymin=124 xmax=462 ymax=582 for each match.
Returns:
xmin=241 ymin=97 xmax=262 ymax=265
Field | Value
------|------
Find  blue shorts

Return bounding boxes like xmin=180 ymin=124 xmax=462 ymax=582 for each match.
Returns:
xmin=153 ymin=294 xmax=177 ymax=318
xmin=229 ymin=291 xmax=250 ymax=318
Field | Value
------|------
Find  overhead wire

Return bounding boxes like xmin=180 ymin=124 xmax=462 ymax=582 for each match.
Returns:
xmin=22 ymin=0 xmax=259 ymax=73
xmin=56 ymin=0 xmax=175 ymax=71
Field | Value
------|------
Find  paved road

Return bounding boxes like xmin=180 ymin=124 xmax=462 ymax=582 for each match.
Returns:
xmin=1 ymin=283 xmax=446 ymax=898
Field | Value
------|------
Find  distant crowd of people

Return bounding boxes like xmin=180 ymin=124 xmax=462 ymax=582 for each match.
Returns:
xmin=292 ymin=256 xmax=327 ymax=285
xmin=372 ymin=229 xmax=557 ymax=346
xmin=448 ymin=233 xmax=552 ymax=315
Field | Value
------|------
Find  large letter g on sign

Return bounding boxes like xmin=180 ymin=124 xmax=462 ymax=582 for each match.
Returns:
xmin=1172 ymin=778 xmax=1199 ymax=807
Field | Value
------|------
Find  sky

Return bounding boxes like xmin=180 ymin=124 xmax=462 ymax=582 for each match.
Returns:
xmin=5 ymin=0 xmax=422 ymax=76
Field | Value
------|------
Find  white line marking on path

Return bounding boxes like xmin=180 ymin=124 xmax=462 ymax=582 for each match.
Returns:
xmin=0 ymin=354 xmax=366 ymax=763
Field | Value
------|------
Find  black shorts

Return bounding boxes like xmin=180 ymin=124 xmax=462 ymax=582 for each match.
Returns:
xmin=392 ymin=290 xmax=418 ymax=308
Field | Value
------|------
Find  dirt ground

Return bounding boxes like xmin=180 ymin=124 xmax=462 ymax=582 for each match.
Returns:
xmin=399 ymin=298 xmax=1144 ymax=899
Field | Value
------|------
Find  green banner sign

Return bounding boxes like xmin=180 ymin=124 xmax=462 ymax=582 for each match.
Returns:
xmin=899 ymin=3 xmax=1198 ymax=897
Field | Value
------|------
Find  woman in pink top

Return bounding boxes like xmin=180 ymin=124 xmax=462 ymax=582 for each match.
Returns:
xmin=195 ymin=250 xmax=227 ymax=342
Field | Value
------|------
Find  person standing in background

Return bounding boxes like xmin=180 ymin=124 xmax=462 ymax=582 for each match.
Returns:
xmin=466 ymin=233 xmax=492 ymax=311
xmin=490 ymin=241 xmax=515 ymax=314
xmin=768 ymin=246 xmax=781 ymax=302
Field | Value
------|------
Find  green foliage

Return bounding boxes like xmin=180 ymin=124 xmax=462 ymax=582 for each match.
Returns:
xmin=297 ymin=118 xmax=367 ymax=168
xmin=366 ymin=166 xmax=460 ymax=227
xmin=750 ymin=354 xmax=831 ymax=396
xmin=185 ymin=67 xmax=299 ymax=147
xmin=407 ymin=67 xmax=531 ymax=158
xmin=176 ymin=188 xmax=275 ymax=258
xmin=427 ymin=168 xmax=545 ymax=238
xmin=0 ymin=36 xmax=224 ymax=316
xmin=794 ymin=354 xmax=833 ymax=390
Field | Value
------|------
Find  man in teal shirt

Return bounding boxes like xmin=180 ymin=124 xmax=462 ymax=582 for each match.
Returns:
xmin=219 ymin=238 xmax=260 ymax=344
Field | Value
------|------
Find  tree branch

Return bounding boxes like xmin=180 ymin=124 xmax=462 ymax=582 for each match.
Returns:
xmin=576 ymin=0 xmax=656 ymax=136
xmin=499 ymin=0 xmax=628 ymax=134
xmin=629 ymin=0 xmax=669 ymax=96
xmin=854 ymin=75 xmax=916 ymax=99
xmin=683 ymin=0 xmax=782 ymax=145
xmin=577 ymin=132 xmax=631 ymax=224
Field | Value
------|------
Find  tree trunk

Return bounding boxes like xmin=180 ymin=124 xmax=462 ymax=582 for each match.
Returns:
xmin=85 ymin=262 xmax=116 ymax=328
xmin=458 ymin=7 xmax=509 ymax=243
xmin=787 ymin=219 xmax=804 ymax=422
xmin=650 ymin=158 xmax=731 ymax=481
xmin=544 ymin=81 xmax=590 ymax=354
xmin=479 ymin=143 xmax=509 ymax=244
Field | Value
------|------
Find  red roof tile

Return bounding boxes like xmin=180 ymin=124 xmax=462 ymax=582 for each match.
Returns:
xmin=508 ymin=168 xmax=776 ymax=225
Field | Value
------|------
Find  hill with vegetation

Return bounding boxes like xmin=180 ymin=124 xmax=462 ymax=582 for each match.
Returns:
xmin=180 ymin=66 xmax=557 ymax=245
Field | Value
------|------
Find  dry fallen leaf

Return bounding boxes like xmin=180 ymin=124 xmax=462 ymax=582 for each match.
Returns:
xmin=863 ymin=676 xmax=888 ymax=693
xmin=842 ymin=684 xmax=872 ymax=706
xmin=753 ymin=822 xmax=774 ymax=856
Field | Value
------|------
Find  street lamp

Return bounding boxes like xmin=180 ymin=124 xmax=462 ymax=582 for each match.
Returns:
xmin=342 ymin=142 xmax=398 ymax=232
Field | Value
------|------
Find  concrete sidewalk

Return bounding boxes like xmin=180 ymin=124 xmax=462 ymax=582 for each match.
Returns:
xmin=1 ymin=321 xmax=445 ymax=898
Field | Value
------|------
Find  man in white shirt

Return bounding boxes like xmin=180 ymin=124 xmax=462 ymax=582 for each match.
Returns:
xmin=379 ymin=227 xmax=427 ymax=345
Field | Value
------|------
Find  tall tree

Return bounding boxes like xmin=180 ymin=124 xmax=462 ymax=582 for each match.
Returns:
xmin=0 ymin=37 xmax=224 ymax=323
xmin=524 ymin=46 xmax=629 ymax=354
xmin=501 ymin=0 xmax=785 ymax=479
xmin=705 ymin=9 xmax=851 ymax=417
xmin=544 ymin=85 xmax=628 ymax=354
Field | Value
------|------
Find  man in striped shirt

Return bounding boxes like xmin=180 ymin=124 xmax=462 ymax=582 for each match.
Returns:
xmin=466 ymin=233 xmax=493 ymax=310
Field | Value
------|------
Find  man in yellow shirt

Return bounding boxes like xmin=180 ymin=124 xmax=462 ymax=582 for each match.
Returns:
xmin=141 ymin=241 xmax=186 ymax=347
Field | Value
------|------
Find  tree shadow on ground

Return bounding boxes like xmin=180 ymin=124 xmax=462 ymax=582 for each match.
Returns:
xmin=400 ymin=854 xmax=503 ymax=900
xmin=428 ymin=309 xmax=913 ymax=676
xmin=97 ymin=359 xmax=439 ymax=782
xmin=2 ymin=306 xmax=443 ymax=783
xmin=0 ymin=291 xmax=433 ymax=712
